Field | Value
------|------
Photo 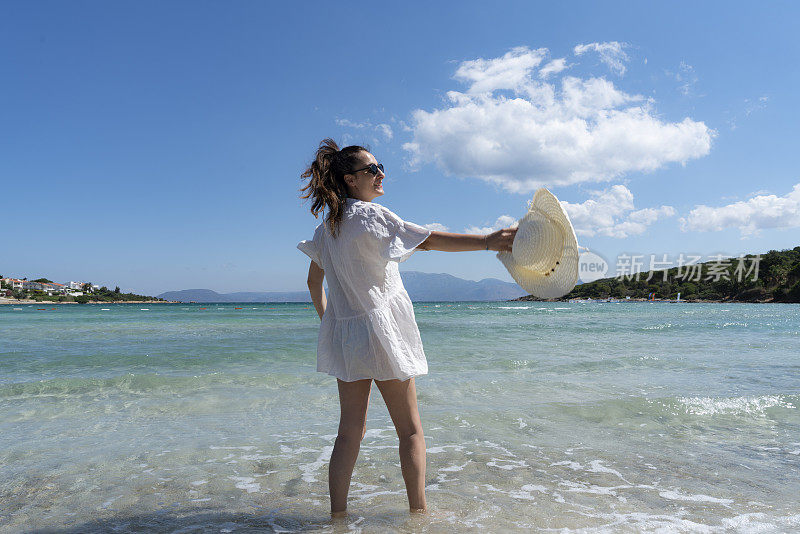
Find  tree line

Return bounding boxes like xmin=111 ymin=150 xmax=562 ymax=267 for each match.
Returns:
xmin=560 ymin=247 xmax=800 ymax=303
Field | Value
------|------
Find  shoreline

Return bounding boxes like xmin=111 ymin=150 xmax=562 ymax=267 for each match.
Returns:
xmin=0 ymin=299 xmax=179 ymax=305
xmin=513 ymin=296 xmax=783 ymax=304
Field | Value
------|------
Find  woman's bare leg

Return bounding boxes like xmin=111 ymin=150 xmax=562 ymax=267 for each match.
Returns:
xmin=375 ymin=377 xmax=427 ymax=512
xmin=329 ymin=378 xmax=372 ymax=516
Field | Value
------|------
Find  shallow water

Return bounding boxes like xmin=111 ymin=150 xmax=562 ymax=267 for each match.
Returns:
xmin=1 ymin=301 xmax=799 ymax=532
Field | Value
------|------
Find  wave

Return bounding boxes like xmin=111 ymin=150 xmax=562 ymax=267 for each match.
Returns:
xmin=558 ymin=394 xmax=799 ymax=425
xmin=0 ymin=372 xmax=316 ymax=399
xmin=672 ymin=395 xmax=796 ymax=416
xmin=642 ymin=323 xmax=676 ymax=330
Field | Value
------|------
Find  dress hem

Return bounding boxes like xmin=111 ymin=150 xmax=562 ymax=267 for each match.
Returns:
xmin=317 ymin=368 xmax=428 ymax=383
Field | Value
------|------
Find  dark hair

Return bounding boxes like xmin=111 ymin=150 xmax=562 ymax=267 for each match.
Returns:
xmin=300 ymin=138 xmax=369 ymax=238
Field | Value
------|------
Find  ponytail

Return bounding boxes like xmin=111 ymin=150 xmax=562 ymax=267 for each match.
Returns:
xmin=300 ymin=138 xmax=369 ymax=238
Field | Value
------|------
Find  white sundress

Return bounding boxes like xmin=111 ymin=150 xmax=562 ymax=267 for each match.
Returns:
xmin=296 ymin=197 xmax=432 ymax=382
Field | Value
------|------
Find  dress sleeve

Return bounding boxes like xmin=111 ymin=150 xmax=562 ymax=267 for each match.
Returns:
xmin=378 ymin=206 xmax=432 ymax=263
xmin=297 ymin=224 xmax=323 ymax=268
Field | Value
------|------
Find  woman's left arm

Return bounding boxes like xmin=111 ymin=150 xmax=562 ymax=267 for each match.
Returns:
xmin=306 ymin=261 xmax=327 ymax=320
xmin=417 ymin=228 xmax=516 ymax=253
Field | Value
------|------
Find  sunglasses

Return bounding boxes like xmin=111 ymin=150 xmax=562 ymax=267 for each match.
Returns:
xmin=351 ymin=163 xmax=384 ymax=176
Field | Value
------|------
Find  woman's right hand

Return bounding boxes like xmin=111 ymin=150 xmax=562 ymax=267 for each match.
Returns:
xmin=486 ymin=227 xmax=517 ymax=252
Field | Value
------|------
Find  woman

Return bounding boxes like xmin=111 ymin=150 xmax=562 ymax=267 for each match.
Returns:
xmin=297 ymin=138 xmax=516 ymax=517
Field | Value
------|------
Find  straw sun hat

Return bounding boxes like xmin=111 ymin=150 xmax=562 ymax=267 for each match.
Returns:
xmin=496 ymin=188 xmax=579 ymax=299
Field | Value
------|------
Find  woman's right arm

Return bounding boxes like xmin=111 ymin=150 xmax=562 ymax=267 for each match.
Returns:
xmin=417 ymin=228 xmax=516 ymax=253
xmin=306 ymin=260 xmax=327 ymax=320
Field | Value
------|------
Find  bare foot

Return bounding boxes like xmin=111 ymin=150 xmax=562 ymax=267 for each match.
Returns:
xmin=410 ymin=507 xmax=427 ymax=514
xmin=330 ymin=510 xmax=347 ymax=519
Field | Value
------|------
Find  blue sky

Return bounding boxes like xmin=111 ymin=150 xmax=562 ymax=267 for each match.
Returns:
xmin=2 ymin=1 xmax=798 ymax=295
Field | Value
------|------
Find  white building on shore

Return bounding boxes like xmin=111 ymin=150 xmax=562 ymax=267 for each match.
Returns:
xmin=1 ymin=278 xmax=25 ymax=291
xmin=2 ymin=277 xmax=100 ymax=296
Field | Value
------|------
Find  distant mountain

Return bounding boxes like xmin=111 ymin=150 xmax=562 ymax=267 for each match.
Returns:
xmin=157 ymin=271 xmax=526 ymax=303
xmin=400 ymin=271 xmax=527 ymax=301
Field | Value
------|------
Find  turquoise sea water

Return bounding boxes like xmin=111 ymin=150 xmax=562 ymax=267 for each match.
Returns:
xmin=1 ymin=301 xmax=799 ymax=533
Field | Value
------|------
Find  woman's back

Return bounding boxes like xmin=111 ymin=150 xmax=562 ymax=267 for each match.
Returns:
xmin=298 ymin=196 xmax=432 ymax=382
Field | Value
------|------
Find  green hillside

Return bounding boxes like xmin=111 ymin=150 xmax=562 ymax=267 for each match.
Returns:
xmin=523 ymin=247 xmax=800 ymax=303
xmin=0 ymin=280 xmax=167 ymax=303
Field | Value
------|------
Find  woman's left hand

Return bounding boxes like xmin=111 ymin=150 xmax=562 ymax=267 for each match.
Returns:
xmin=486 ymin=227 xmax=517 ymax=252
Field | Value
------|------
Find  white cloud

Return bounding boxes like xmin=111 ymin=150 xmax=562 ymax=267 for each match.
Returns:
xmin=539 ymin=58 xmax=568 ymax=79
xmin=454 ymin=46 xmax=547 ymax=94
xmin=727 ymin=95 xmax=769 ymax=131
xmin=680 ymin=183 xmax=800 ymax=236
xmin=573 ymin=41 xmax=630 ymax=76
xmin=422 ymin=222 xmax=449 ymax=232
xmin=676 ymin=61 xmax=697 ymax=96
xmin=464 ymin=214 xmax=517 ymax=235
xmin=376 ymin=123 xmax=393 ymax=141
xmin=561 ymin=185 xmax=676 ymax=238
xmin=403 ymin=46 xmax=715 ymax=193
xmin=744 ymin=95 xmax=769 ymax=117
xmin=664 ymin=61 xmax=698 ymax=96
xmin=462 ymin=186 xmax=675 ymax=238
xmin=336 ymin=118 xmax=393 ymax=143
xmin=335 ymin=118 xmax=368 ymax=128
